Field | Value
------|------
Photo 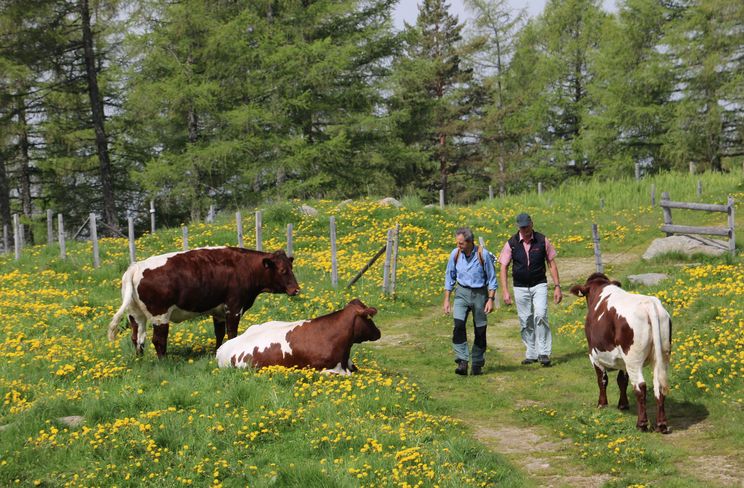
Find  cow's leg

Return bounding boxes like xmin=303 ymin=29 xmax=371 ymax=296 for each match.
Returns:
xmin=129 ymin=316 xmax=140 ymax=353
xmin=225 ymin=302 xmax=242 ymax=340
xmin=626 ymin=363 xmax=649 ymax=431
xmin=213 ymin=316 xmax=227 ymax=349
xmin=617 ymin=370 xmax=630 ymax=410
xmin=655 ymin=392 xmax=669 ymax=434
xmin=129 ymin=312 xmax=147 ymax=355
xmin=633 ymin=383 xmax=649 ymax=431
xmin=152 ymin=323 xmax=170 ymax=359
xmin=594 ymin=365 xmax=609 ymax=407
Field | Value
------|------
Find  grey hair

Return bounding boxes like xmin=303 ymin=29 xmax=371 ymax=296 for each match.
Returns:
xmin=455 ymin=227 xmax=474 ymax=243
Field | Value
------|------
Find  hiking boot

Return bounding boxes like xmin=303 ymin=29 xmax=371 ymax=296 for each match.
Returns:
xmin=539 ymin=355 xmax=551 ymax=367
xmin=471 ymin=364 xmax=483 ymax=376
xmin=521 ymin=358 xmax=538 ymax=365
xmin=455 ymin=360 xmax=468 ymax=376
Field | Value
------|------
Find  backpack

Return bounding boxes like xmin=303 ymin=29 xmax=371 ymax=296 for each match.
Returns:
xmin=454 ymin=246 xmax=496 ymax=273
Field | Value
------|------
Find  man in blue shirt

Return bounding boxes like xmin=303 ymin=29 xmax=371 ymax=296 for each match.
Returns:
xmin=443 ymin=227 xmax=498 ymax=375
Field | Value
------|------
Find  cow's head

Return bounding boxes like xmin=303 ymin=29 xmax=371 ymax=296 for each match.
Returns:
xmin=348 ymin=298 xmax=381 ymax=343
xmin=570 ymin=272 xmax=622 ymax=298
xmin=262 ymin=250 xmax=300 ymax=296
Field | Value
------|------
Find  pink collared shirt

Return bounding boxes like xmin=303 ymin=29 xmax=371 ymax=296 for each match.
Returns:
xmin=498 ymin=231 xmax=557 ymax=267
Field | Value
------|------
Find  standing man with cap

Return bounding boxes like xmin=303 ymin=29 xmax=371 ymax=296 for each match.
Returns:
xmin=498 ymin=213 xmax=562 ymax=366
xmin=443 ymin=227 xmax=498 ymax=375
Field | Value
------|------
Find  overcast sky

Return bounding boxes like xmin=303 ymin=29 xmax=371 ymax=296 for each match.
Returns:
xmin=393 ymin=0 xmax=618 ymax=29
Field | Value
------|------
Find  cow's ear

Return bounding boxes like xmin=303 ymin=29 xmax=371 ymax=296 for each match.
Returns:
xmin=288 ymin=256 xmax=294 ymax=264
xmin=357 ymin=307 xmax=377 ymax=318
xmin=569 ymin=284 xmax=587 ymax=297
xmin=611 ymin=280 xmax=622 ymax=288
xmin=262 ymin=258 xmax=275 ymax=269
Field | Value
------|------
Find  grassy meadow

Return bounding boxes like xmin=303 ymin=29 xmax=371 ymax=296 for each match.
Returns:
xmin=1 ymin=170 xmax=742 ymax=487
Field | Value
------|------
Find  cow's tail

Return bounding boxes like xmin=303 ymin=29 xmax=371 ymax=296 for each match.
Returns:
xmin=650 ymin=298 xmax=671 ymax=397
xmin=108 ymin=267 xmax=135 ymax=341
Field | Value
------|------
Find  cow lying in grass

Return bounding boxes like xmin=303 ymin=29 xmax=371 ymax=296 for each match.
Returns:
xmin=570 ymin=273 xmax=672 ymax=433
xmin=216 ymin=299 xmax=380 ymax=374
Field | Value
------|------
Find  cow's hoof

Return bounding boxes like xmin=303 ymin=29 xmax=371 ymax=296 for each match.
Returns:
xmin=597 ymin=403 xmax=608 ymax=409
xmin=636 ymin=423 xmax=649 ymax=432
xmin=618 ymin=403 xmax=630 ymax=411
xmin=655 ymin=424 xmax=671 ymax=434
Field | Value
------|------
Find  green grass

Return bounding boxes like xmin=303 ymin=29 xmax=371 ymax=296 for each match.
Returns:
xmin=1 ymin=168 xmax=742 ymax=487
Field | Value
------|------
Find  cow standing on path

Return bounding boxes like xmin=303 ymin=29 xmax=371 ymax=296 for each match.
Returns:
xmin=108 ymin=247 xmax=299 ymax=358
xmin=216 ymin=299 xmax=381 ymax=374
xmin=570 ymin=273 xmax=672 ymax=433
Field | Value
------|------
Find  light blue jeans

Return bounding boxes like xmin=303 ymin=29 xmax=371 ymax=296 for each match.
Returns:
xmin=513 ymin=283 xmax=551 ymax=359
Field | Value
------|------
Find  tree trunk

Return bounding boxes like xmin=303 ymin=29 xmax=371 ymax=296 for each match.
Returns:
xmin=81 ymin=0 xmax=118 ymax=233
xmin=17 ymin=98 xmax=35 ymax=245
xmin=0 ymin=159 xmax=10 ymax=230
xmin=439 ymin=132 xmax=447 ymax=202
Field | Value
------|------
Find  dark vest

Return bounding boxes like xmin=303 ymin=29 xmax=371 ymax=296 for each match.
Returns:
xmin=508 ymin=231 xmax=548 ymax=287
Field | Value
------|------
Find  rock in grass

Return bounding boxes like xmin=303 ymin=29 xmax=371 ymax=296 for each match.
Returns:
xmin=642 ymin=235 xmax=728 ymax=260
xmin=627 ymin=273 xmax=669 ymax=286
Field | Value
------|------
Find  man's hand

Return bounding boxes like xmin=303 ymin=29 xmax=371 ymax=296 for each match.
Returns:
xmin=443 ymin=299 xmax=451 ymax=315
xmin=484 ymin=299 xmax=494 ymax=314
xmin=502 ymin=291 xmax=512 ymax=306
xmin=554 ymin=287 xmax=563 ymax=305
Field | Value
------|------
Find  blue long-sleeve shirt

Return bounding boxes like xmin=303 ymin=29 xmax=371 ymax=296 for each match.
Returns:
xmin=444 ymin=246 xmax=498 ymax=292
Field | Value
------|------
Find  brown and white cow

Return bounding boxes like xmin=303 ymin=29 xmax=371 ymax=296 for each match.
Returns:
xmin=108 ymin=247 xmax=299 ymax=357
xmin=215 ymin=299 xmax=381 ymax=374
xmin=570 ymin=273 xmax=672 ymax=433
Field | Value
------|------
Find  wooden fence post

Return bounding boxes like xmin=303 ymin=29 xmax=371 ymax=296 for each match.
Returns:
xmin=149 ymin=199 xmax=156 ymax=234
xmin=537 ymin=182 xmax=543 ymax=195
xmin=13 ymin=214 xmax=20 ymax=260
xmin=127 ymin=214 xmax=136 ymax=264
xmin=488 ymin=185 xmax=494 ymax=200
xmin=599 ymin=197 xmax=605 ymax=209
xmin=287 ymin=223 xmax=293 ymax=257
xmin=382 ymin=228 xmax=394 ymax=294
xmin=478 ymin=236 xmax=498 ymax=307
xmin=689 ymin=161 xmax=695 ymax=174
xmin=439 ymin=189 xmax=445 ymax=209
xmin=728 ymin=196 xmax=736 ymax=256
xmin=634 ymin=163 xmax=641 ymax=181
xmin=90 ymin=213 xmax=100 ymax=268
xmin=255 ymin=210 xmax=263 ymax=251
xmin=390 ymin=223 xmax=400 ymax=297
xmin=58 ymin=214 xmax=66 ymax=260
xmin=236 ymin=211 xmax=243 ymax=248
xmin=182 ymin=226 xmax=189 ymax=251
xmin=347 ymin=244 xmax=387 ymax=289
xmin=661 ymin=192 xmax=673 ymax=236
xmin=47 ymin=209 xmax=54 ymax=246
xmin=697 ymin=180 xmax=702 ymax=197
xmin=651 ymin=184 xmax=656 ymax=207
xmin=330 ymin=216 xmax=338 ymax=288
xmin=592 ymin=224 xmax=603 ymax=273
xmin=206 ymin=204 xmax=215 ymax=224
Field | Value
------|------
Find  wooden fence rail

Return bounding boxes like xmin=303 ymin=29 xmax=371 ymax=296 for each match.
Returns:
xmin=660 ymin=192 xmax=736 ymax=255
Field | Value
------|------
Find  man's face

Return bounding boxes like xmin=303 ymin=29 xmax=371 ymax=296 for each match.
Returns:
xmin=519 ymin=223 xmax=534 ymax=240
xmin=456 ymin=234 xmax=474 ymax=253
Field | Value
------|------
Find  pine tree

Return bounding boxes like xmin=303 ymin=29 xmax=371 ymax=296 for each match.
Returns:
xmin=464 ymin=0 xmax=525 ymax=196
xmin=583 ymin=0 xmax=674 ymax=176
xmin=663 ymin=0 xmax=744 ymax=171
xmin=508 ymin=0 xmax=607 ymax=181
xmin=390 ymin=0 xmax=476 ymax=203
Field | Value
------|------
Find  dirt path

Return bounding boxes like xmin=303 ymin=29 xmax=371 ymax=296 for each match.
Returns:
xmin=372 ymin=252 xmax=742 ymax=487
